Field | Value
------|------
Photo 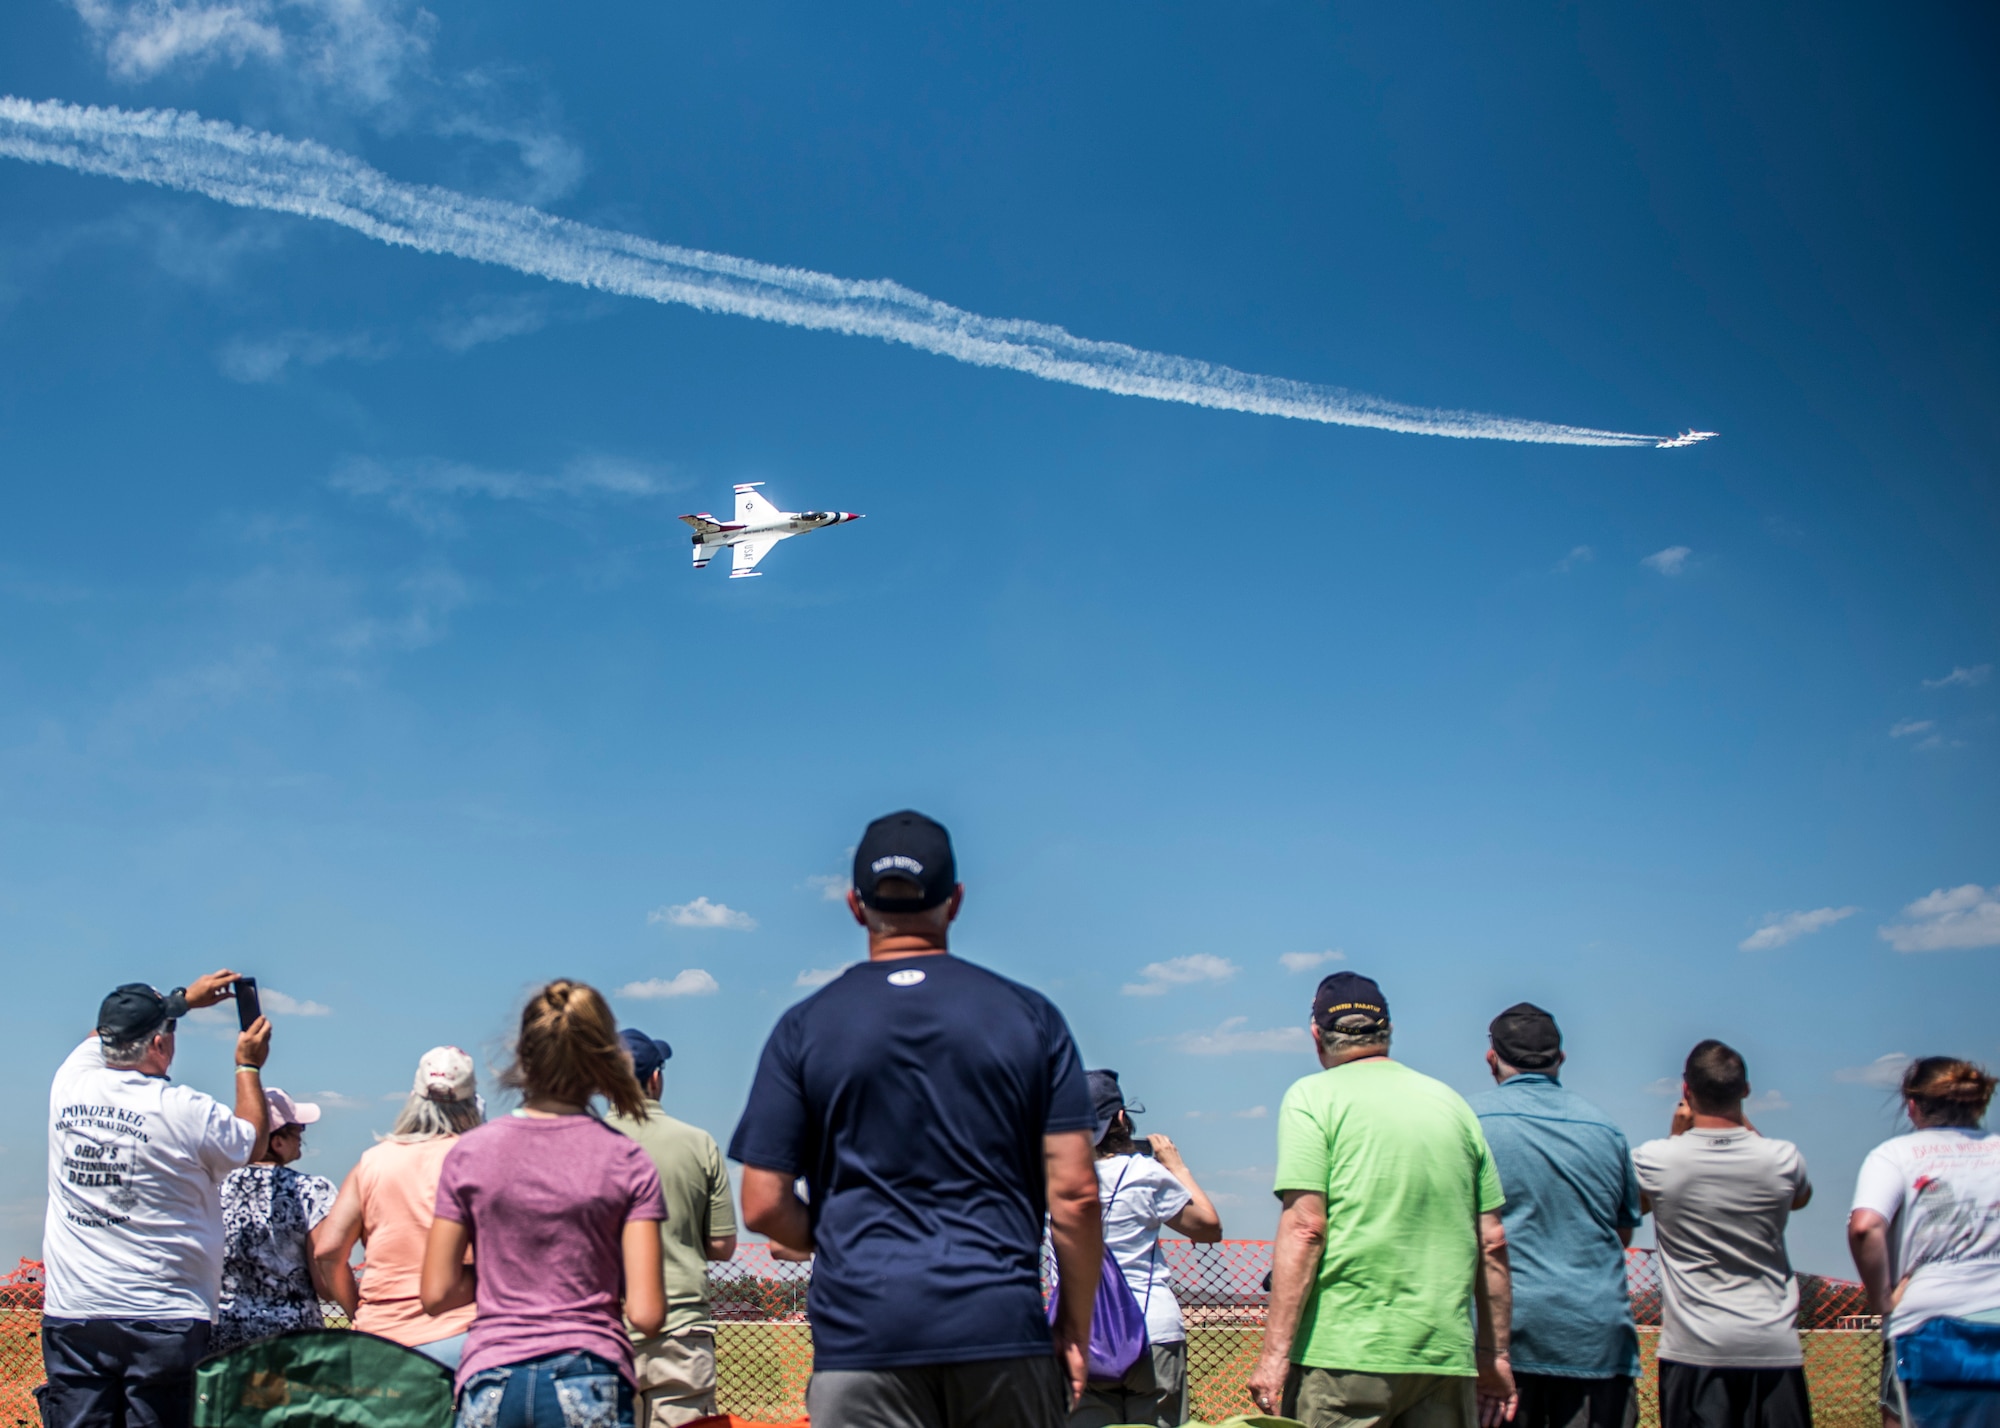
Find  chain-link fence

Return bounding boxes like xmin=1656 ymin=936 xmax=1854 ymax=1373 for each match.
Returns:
xmin=0 ymin=1248 xmax=1886 ymax=1427
xmin=2 ymin=1260 xmax=43 ymax=1428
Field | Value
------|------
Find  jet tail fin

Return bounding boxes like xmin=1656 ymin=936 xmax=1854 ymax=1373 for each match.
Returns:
xmin=680 ymin=513 xmax=724 ymax=535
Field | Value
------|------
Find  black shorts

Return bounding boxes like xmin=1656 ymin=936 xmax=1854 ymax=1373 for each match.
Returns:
xmin=1513 ymin=1372 xmax=1638 ymax=1428
xmin=805 ymin=1354 xmax=1067 ymax=1428
xmin=1657 ymin=1360 xmax=1812 ymax=1428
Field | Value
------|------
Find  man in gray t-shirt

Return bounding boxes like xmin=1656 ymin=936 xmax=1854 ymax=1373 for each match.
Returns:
xmin=1632 ymin=1040 xmax=1813 ymax=1428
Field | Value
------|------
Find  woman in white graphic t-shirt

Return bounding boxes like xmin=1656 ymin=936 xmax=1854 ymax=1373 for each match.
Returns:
xmin=1070 ymin=1070 xmax=1223 ymax=1428
xmin=1849 ymin=1056 xmax=2000 ymax=1427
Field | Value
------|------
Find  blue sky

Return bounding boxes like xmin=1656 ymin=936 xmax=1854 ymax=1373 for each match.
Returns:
xmin=3 ymin=0 xmax=1996 ymax=1277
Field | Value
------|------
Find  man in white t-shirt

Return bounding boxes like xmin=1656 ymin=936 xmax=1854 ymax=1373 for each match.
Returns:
xmin=40 ymin=970 xmax=273 ymax=1428
xmin=1633 ymin=1040 xmax=1813 ymax=1428
xmin=1073 ymin=1070 xmax=1223 ymax=1428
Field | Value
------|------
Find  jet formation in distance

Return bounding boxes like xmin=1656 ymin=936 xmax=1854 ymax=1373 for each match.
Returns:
xmin=680 ymin=484 xmax=863 ymax=578
xmin=1657 ymin=429 xmax=1718 ymax=448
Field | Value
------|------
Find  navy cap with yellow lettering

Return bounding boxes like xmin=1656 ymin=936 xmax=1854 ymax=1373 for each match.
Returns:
xmin=1312 ymin=971 xmax=1389 ymax=1031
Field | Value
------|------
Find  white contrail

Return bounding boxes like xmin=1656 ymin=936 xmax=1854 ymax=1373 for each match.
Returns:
xmin=0 ymin=96 xmax=1694 ymax=447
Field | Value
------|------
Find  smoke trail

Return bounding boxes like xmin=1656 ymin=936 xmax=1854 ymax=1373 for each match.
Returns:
xmin=0 ymin=96 xmax=1684 ymax=446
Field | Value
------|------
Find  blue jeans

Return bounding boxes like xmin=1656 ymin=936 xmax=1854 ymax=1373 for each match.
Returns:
xmin=456 ymin=1351 xmax=634 ymax=1428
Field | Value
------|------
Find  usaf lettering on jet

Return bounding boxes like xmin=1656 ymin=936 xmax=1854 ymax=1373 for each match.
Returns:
xmin=679 ymin=484 xmax=862 ymax=579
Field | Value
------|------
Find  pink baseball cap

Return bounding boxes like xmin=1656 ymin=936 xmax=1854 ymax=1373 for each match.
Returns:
xmin=264 ymin=1089 xmax=321 ymax=1131
xmin=415 ymin=1046 xmax=477 ymax=1103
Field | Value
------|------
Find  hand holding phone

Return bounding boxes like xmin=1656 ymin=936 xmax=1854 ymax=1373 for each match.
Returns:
xmin=234 ymin=977 xmax=262 ymax=1033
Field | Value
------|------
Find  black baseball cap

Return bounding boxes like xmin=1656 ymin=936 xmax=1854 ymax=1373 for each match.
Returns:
xmin=1086 ymin=1069 xmax=1147 ymax=1145
xmin=1312 ymin=972 xmax=1389 ymax=1031
xmin=852 ymin=810 xmax=957 ymax=912
xmin=619 ymin=1028 xmax=674 ymax=1083
xmin=1490 ymin=1002 xmax=1562 ymax=1070
xmin=97 ymin=983 xmax=190 ymax=1043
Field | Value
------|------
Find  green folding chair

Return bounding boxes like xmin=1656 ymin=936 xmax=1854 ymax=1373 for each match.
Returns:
xmin=194 ymin=1329 xmax=456 ymax=1428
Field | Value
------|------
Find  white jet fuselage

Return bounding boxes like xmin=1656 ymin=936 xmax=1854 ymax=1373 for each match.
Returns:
xmin=680 ymin=483 xmax=861 ymax=578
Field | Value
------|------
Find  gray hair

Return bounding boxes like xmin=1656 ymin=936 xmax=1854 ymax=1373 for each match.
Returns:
xmin=101 ymin=1025 xmax=170 ymax=1069
xmin=1321 ymin=1016 xmax=1391 ymax=1056
xmin=379 ymin=1092 xmax=486 ymax=1144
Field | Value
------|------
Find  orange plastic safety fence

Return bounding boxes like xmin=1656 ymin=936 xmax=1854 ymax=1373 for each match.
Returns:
xmin=0 ymin=1248 xmax=1887 ymax=1427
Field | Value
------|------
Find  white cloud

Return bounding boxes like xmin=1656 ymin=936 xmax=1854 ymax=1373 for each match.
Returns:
xmin=1645 ymin=1076 xmax=1682 ymax=1097
xmin=1555 ymin=545 xmax=1594 ymax=573
xmin=1879 ymin=884 xmax=2000 ymax=953
xmin=805 ymin=875 xmax=850 ymax=903
xmin=262 ymin=989 xmax=332 ymax=1016
xmin=648 ymin=897 xmax=756 ymax=931
xmin=332 ymin=454 xmax=675 ymax=534
xmin=1172 ymin=1017 xmax=1309 ymax=1056
xmin=332 ymin=565 xmax=470 ymax=654
xmin=70 ymin=0 xmax=285 ymax=81
xmin=217 ymin=328 xmax=392 ymax=383
xmin=1278 ymin=949 xmax=1344 ymax=973
xmin=69 ymin=0 xmax=433 ymax=103
xmin=1890 ymin=719 xmax=1935 ymax=740
xmin=1232 ymin=1105 xmax=1269 ymax=1119
xmin=1746 ymin=1089 xmax=1790 ymax=1113
xmin=615 ymin=969 xmax=720 ymax=1000
xmin=1923 ymin=665 xmax=1992 ymax=690
xmin=1835 ymin=1053 xmax=1911 ymax=1088
xmin=1738 ymin=905 xmax=1859 ymax=952
xmin=1123 ymin=954 xmax=1239 ymax=997
xmin=1641 ymin=545 xmax=1692 ymax=576
xmin=794 ymin=965 xmax=855 ymax=988
xmin=313 ymin=1090 xmax=368 ymax=1109
xmin=66 ymin=0 xmax=581 ymax=207
xmin=426 ymin=292 xmax=552 ymax=353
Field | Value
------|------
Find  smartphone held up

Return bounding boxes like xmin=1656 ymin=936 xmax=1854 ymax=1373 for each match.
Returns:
xmin=233 ymin=976 xmax=261 ymax=1031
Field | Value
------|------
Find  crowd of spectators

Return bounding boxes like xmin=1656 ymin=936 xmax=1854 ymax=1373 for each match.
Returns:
xmin=38 ymin=811 xmax=2000 ymax=1428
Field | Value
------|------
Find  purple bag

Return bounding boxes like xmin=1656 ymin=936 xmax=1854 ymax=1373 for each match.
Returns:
xmin=1046 ymin=1164 xmax=1151 ymax=1383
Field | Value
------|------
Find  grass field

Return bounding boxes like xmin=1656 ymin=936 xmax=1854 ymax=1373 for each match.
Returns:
xmin=1 ymin=1316 xmax=1883 ymax=1427
xmin=705 ymin=1324 xmax=1884 ymax=1426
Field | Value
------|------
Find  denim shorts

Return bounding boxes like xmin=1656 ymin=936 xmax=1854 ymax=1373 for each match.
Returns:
xmin=456 ymin=1351 xmax=634 ymax=1428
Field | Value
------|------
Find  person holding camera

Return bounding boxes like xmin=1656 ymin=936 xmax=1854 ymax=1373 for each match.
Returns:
xmin=40 ymin=970 xmax=273 ymax=1428
xmin=1070 ymin=1070 xmax=1222 ymax=1428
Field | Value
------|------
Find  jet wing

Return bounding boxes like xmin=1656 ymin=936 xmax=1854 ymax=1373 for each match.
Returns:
xmin=735 ymin=484 xmax=782 ymax=523
xmin=729 ymin=534 xmax=789 ymax=578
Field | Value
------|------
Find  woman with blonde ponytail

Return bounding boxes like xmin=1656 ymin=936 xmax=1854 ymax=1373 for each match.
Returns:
xmin=1849 ymin=1057 xmax=2000 ymax=1426
xmin=422 ymin=981 xmax=667 ymax=1428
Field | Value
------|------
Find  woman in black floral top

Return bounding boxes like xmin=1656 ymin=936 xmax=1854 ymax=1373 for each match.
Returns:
xmin=213 ymin=1089 xmax=337 ymax=1353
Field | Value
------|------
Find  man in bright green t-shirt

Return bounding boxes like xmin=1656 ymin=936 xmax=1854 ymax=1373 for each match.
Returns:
xmin=1246 ymin=973 xmax=1515 ymax=1428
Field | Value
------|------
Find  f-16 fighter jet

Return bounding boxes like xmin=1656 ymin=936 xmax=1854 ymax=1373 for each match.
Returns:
xmin=1656 ymin=429 xmax=1718 ymax=448
xmin=680 ymin=484 xmax=862 ymax=578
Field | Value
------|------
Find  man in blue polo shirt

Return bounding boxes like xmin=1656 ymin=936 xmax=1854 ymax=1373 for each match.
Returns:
xmin=1467 ymin=1003 xmax=1643 ymax=1428
xmin=730 ymin=811 xmax=1103 ymax=1428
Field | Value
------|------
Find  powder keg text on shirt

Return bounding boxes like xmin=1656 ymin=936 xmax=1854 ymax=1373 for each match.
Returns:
xmin=56 ymin=1103 xmax=153 ymax=1143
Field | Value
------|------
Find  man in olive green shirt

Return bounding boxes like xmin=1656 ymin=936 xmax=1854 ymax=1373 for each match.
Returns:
xmin=611 ymin=1030 xmax=739 ymax=1428
xmin=1247 ymin=974 xmax=1515 ymax=1428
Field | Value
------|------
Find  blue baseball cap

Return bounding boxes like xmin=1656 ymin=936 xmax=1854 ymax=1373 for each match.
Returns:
xmin=619 ymin=1028 xmax=673 ymax=1083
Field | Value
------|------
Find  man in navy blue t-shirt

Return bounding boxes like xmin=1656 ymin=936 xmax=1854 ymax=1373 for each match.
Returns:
xmin=731 ymin=811 xmax=1103 ymax=1428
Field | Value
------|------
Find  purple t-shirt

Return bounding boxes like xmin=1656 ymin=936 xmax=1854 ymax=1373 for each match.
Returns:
xmin=435 ymin=1113 xmax=666 ymax=1388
